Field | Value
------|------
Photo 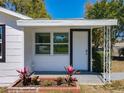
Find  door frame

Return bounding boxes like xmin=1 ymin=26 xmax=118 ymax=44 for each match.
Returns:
xmin=70 ymin=29 xmax=91 ymax=71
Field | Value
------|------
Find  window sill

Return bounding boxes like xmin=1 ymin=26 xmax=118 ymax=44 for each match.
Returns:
xmin=35 ymin=54 xmax=69 ymax=56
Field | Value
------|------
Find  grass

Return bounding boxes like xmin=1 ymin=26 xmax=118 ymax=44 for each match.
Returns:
xmin=112 ymin=60 xmax=124 ymax=72
xmin=0 ymin=87 xmax=6 ymax=93
xmin=80 ymin=80 xmax=124 ymax=93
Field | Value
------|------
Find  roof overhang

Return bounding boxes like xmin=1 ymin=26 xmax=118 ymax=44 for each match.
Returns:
xmin=17 ymin=19 xmax=118 ymax=27
xmin=0 ymin=7 xmax=32 ymax=19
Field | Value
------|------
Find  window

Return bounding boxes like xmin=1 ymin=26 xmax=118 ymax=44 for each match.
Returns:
xmin=53 ymin=33 xmax=68 ymax=54
xmin=35 ymin=32 xmax=69 ymax=54
xmin=0 ymin=25 xmax=5 ymax=62
xmin=0 ymin=28 xmax=2 ymax=57
xmin=35 ymin=33 xmax=50 ymax=54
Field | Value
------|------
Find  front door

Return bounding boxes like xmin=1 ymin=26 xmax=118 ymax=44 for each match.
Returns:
xmin=73 ymin=31 xmax=88 ymax=70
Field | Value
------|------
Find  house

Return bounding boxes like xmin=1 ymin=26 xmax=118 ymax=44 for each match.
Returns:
xmin=0 ymin=7 xmax=117 ymax=86
xmin=0 ymin=7 xmax=32 ymax=86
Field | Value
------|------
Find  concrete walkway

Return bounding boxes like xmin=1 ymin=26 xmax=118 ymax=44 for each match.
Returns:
xmin=111 ymin=72 xmax=124 ymax=80
xmin=74 ymin=74 xmax=104 ymax=85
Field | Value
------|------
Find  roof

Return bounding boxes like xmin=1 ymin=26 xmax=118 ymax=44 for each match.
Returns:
xmin=0 ymin=7 xmax=32 ymax=19
xmin=17 ymin=19 xmax=118 ymax=27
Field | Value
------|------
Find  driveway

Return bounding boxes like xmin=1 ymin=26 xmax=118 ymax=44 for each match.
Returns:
xmin=111 ymin=72 xmax=124 ymax=80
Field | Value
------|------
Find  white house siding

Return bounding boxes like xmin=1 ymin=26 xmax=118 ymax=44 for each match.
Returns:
xmin=0 ymin=12 xmax=24 ymax=86
xmin=24 ymin=27 xmax=70 ymax=71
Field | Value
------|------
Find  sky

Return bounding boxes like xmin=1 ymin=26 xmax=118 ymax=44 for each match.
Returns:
xmin=44 ymin=0 xmax=96 ymax=19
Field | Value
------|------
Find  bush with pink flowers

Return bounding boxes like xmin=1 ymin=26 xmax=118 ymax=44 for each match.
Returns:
xmin=16 ymin=67 xmax=40 ymax=86
xmin=16 ymin=66 xmax=78 ymax=87
xmin=64 ymin=66 xmax=78 ymax=86
xmin=16 ymin=67 xmax=31 ymax=86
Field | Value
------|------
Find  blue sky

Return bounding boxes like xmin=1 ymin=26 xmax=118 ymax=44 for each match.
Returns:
xmin=44 ymin=0 xmax=96 ymax=19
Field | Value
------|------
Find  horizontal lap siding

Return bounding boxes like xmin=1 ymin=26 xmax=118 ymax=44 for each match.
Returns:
xmin=6 ymin=27 xmax=23 ymax=36
xmin=6 ymin=35 xmax=23 ymax=42
xmin=0 ymin=13 xmax=24 ymax=86
xmin=0 ymin=62 xmax=23 ymax=70
xmin=7 ymin=49 xmax=23 ymax=55
xmin=6 ymin=42 xmax=22 ymax=49
xmin=6 ymin=55 xmax=23 ymax=62
xmin=0 ymin=76 xmax=18 ymax=84
xmin=0 ymin=70 xmax=18 ymax=77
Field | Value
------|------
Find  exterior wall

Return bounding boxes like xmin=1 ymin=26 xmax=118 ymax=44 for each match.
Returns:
xmin=24 ymin=29 xmax=33 ymax=72
xmin=24 ymin=27 xmax=70 ymax=71
xmin=0 ymin=12 xmax=24 ymax=86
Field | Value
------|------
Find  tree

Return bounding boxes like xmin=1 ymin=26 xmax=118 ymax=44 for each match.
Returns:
xmin=30 ymin=0 xmax=50 ymax=18
xmin=0 ymin=0 xmax=50 ymax=18
xmin=86 ymin=0 xmax=124 ymax=47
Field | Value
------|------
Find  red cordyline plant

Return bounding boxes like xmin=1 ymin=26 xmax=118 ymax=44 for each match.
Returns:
xmin=64 ymin=66 xmax=78 ymax=86
xmin=16 ymin=67 xmax=31 ymax=86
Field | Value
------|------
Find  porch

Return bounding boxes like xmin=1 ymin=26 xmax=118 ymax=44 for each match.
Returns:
xmin=17 ymin=19 xmax=118 ymax=84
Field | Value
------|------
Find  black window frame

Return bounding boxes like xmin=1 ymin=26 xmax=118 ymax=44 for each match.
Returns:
xmin=53 ymin=32 xmax=69 ymax=54
xmin=0 ymin=24 xmax=5 ymax=62
xmin=35 ymin=33 xmax=51 ymax=54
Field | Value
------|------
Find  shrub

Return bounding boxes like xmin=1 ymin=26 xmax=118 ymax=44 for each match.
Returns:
xmin=55 ymin=77 xmax=64 ymax=85
xmin=44 ymin=80 xmax=53 ymax=86
xmin=92 ymin=47 xmax=103 ymax=72
xmin=64 ymin=66 xmax=77 ymax=86
xmin=31 ymin=76 xmax=40 ymax=85
xmin=17 ymin=68 xmax=40 ymax=86
xmin=16 ymin=67 xmax=31 ymax=86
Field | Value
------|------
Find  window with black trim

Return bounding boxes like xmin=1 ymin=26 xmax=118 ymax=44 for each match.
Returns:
xmin=35 ymin=32 xmax=69 ymax=54
xmin=53 ymin=33 xmax=68 ymax=54
xmin=0 ymin=25 xmax=5 ymax=62
xmin=35 ymin=33 xmax=50 ymax=54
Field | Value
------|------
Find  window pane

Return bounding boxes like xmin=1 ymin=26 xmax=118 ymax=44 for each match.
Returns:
xmin=0 ymin=25 xmax=5 ymax=62
xmin=0 ymin=27 xmax=2 ymax=42
xmin=35 ymin=33 xmax=50 ymax=43
xmin=54 ymin=45 xmax=68 ymax=54
xmin=36 ymin=44 xmax=50 ymax=54
xmin=54 ymin=33 xmax=68 ymax=43
xmin=0 ymin=43 xmax=1 ymax=56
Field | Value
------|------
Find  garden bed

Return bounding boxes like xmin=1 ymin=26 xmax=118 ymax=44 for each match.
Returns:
xmin=7 ymin=77 xmax=80 ymax=93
